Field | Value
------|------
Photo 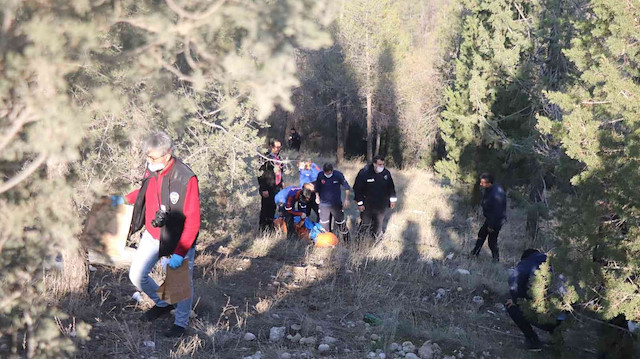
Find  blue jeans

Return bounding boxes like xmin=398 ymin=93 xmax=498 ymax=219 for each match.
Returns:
xmin=129 ymin=231 xmax=195 ymax=328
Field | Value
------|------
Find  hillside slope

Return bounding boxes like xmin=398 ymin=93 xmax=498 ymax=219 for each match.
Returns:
xmin=50 ymin=157 xmax=605 ymax=358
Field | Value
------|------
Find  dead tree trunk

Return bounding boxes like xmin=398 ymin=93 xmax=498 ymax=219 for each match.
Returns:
xmin=336 ymin=99 xmax=345 ymax=164
xmin=366 ymin=92 xmax=373 ymax=162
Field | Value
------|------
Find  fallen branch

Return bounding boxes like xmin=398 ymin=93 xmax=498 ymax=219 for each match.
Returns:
xmin=0 ymin=152 xmax=48 ymax=194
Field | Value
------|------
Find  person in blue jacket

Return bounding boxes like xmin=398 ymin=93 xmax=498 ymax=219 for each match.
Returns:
xmin=298 ymin=159 xmax=321 ymax=219
xmin=506 ymin=249 xmax=564 ymax=351
xmin=470 ymin=172 xmax=506 ymax=262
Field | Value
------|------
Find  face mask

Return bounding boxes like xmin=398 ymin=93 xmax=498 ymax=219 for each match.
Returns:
xmin=325 ymin=172 xmax=333 ymax=178
xmin=375 ymin=166 xmax=384 ymax=173
xmin=148 ymin=161 xmax=166 ymax=172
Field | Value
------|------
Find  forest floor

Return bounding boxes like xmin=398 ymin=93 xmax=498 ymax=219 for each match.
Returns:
xmin=48 ymin=155 xmax=617 ymax=359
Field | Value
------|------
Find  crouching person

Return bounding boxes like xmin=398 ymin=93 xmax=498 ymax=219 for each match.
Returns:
xmin=122 ymin=131 xmax=200 ymax=338
xmin=506 ymin=249 xmax=565 ymax=351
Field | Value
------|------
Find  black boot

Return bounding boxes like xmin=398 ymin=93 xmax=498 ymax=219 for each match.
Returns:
xmin=164 ymin=324 xmax=186 ymax=338
xmin=140 ymin=305 xmax=174 ymax=322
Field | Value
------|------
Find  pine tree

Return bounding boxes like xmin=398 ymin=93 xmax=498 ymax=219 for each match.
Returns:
xmin=1 ymin=1 xmax=333 ymax=356
xmin=537 ymin=0 xmax=640 ymax=322
xmin=435 ymin=0 xmax=541 ymax=190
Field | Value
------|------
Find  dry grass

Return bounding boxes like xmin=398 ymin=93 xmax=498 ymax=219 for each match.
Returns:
xmin=55 ymin=156 xmax=608 ymax=358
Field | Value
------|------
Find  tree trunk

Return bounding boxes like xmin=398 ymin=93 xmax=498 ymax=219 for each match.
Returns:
xmin=374 ymin=130 xmax=381 ymax=156
xmin=336 ymin=99 xmax=345 ymax=164
xmin=366 ymin=92 xmax=373 ymax=162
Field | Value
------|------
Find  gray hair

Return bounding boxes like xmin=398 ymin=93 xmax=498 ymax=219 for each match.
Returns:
xmin=143 ymin=131 xmax=174 ymax=155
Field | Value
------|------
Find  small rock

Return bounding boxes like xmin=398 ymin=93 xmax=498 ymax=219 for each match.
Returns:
xmin=288 ymin=333 xmax=302 ymax=342
xmin=281 ymin=353 xmax=292 ymax=359
xmin=482 ymin=289 xmax=489 ymax=295
xmin=371 ymin=334 xmax=380 ymax=341
xmin=244 ymin=332 xmax=256 ymax=341
xmin=494 ymin=303 xmax=506 ymax=311
xmin=291 ymin=324 xmax=302 ymax=331
xmin=315 ymin=325 xmax=323 ymax=332
xmin=446 ymin=253 xmax=454 ymax=260
xmin=457 ymin=287 xmax=463 ymax=292
xmin=272 ymin=313 xmax=281 ymax=319
xmin=269 ymin=327 xmax=286 ymax=342
xmin=406 ymin=354 xmax=419 ymax=359
xmin=402 ymin=341 xmax=416 ymax=353
xmin=436 ymin=288 xmax=446 ymax=295
xmin=300 ymin=336 xmax=317 ymax=345
xmin=418 ymin=341 xmax=441 ymax=359
xmin=318 ymin=344 xmax=330 ymax=352
xmin=379 ymin=353 xmax=387 ymax=359
xmin=390 ymin=343 xmax=401 ymax=351
xmin=368 ymin=352 xmax=377 ymax=358
xmin=456 ymin=269 xmax=471 ymax=275
xmin=472 ymin=296 xmax=484 ymax=306
xmin=88 ymin=265 xmax=97 ymax=272
xmin=143 ymin=341 xmax=155 ymax=349
xmin=323 ymin=336 xmax=338 ymax=344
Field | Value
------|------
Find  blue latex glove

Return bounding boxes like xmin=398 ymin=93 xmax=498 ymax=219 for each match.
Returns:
xmin=168 ymin=254 xmax=184 ymax=269
xmin=110 ymin=195 xmax=125 ymax=207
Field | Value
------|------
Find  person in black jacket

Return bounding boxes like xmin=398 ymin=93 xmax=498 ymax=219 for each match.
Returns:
xmin=258 ymin=139 xmax=285 ymax=231
xmin=506 ymin=249 xmax=564 ymax=351
xmin=470 ymin=172 xmax=506 ymax=261
xmin=353 ymin=155 xmax=397 ymax=239
xmin=288 ymin=128 xmax=302 ymax=151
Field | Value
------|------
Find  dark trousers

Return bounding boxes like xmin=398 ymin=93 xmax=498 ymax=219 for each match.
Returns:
xmin=471 ymin=220 xmax=500 ymax=260
xmin=359 ymin=207 xmax=387 ymax=239
xmin=319 ymin=203 xmax=349 ymax=241
xmin=306 ymin=193 xmax=319 ymax=220
xmin=507 ymin=304 xmax=561 ymax=341
xmin=259 ymin=186 xmax=281 ymax=231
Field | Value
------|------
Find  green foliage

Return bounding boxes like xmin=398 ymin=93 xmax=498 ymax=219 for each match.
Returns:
xmin=539 ymin=0 xmax=640 ymax=321
xmin=435 ymin=0 xmax=541 ymax=188
xmin=1 ymin=0 xmax=333 ymax=356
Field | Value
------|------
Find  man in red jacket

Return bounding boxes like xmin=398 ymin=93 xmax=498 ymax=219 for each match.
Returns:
xmin=117 ymin=131 xmax=200 ymax=338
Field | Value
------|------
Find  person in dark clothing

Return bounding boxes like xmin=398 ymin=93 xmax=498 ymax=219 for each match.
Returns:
xmin=353 ymin=155 xmax=397 ymax=239
xmin=315 ymin=163 xmax=351 ymax=242
xmin=506 ymin=249 xmax=564 ymax=351
xmin=298 ymin=159 xmax=321 ymax=219
xmin=288 ymin=128 xmax=302 ymax=151
xmin=470 ymin=172 xmax=507 ymax=261
xmin=258 ymin=139 xmax=285 ymax=231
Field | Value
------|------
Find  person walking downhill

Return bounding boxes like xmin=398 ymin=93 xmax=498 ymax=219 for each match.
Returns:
xmin=506 ymin=249 xmax=565 ymax=351
xmin=114 ymin=131 xmax=201 ymax=338
xmin=470 ymin=172 xmax=507 ymax=262
xmin=314 ymin=163 xmax=351 ymax=242
xmin=258 ymin=139 xmax=285 ymax=232
xmin=353 ymin=155 xmax=397 ymax=239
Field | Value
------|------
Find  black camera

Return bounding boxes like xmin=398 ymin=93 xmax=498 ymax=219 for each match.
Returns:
xmin=151 ymin=205 xmax=169 ymax=228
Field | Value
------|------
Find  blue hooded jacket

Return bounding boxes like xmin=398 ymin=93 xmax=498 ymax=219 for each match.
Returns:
xmin=299 ymin=163 xmax=321 ymax=187
xmin=508 ymin=252 xmax=547 ymax=302
xmin=482 ymin=183 xmax=507 ymax=229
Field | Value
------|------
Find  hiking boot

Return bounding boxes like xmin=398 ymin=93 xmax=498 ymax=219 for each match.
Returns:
xmin=164 ymin=324 xmax=186 ymax=338
xmin=525 ymin=337 xmax=542 ymax=352
xmin=141 ymin=305 xmax=173 ymax=322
